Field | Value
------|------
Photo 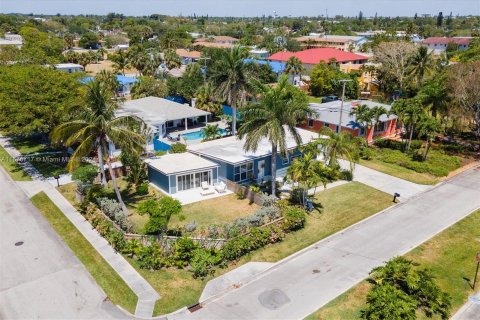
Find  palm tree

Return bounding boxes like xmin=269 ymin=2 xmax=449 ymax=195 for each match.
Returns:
xmin=284 ymin=56 xmax=305 ymax=84
xmin=64 ymin=50 xmax=78 ymax=63
xmin=50 ymin=80 xmax=146 ymax=212
xmin=164 ymin=49 xmax=182 ymax=70
xmin=237 ymin=75 xmax=310 ymax=196
xmin=195 ymin=82 xmax=222 ymax=115
xmin=95 ymin=70 xmax=120 ymax=96
xmin=317 ymin=127 xmax=359 ymax=172
xmin=371 ymin=105 xmax=388 ymax=133
xmin=410 ymin=46 xmax=434 ymax=88
xmin=350 ymin=104 xmax=374 ymax=142
xmin=109 ymin=49 xmax=129 ymax=75
xmin=202 ymin=124 xmax=221 ymax=141
xmin=77 ymin=52 xmax=92 ymax=70
xmin=391 ymin=98 xmax=425 ymax=151
xmin=210 ymin=46 xmax=253 ymax=135
xmin=417 ymin=115 xmax=443 ymax=160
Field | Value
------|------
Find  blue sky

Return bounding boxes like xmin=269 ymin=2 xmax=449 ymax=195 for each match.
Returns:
xmin=1 ymin=0 xmax=479 ymax=17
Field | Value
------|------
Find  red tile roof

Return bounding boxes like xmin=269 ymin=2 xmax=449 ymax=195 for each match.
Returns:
xmin=421 ymin=37 xmax=471 ymax=46
xmin=268 ymin=48 xmax=368 ymax=64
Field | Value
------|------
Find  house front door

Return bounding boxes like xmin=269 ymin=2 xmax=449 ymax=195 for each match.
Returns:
xmin=257 ymin=160 xmax=265 ymax=181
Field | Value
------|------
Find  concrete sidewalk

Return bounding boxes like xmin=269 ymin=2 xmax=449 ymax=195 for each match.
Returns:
xmin=17 ymin=181 xmax=160 ymax=318
xmin=171 ymin=166 xmax=480 ymax=320
xmin=452 ymin=292 xmax=480 ymax=320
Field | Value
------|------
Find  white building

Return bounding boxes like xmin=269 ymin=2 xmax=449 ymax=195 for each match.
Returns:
xmin=54 ymin=63 xmax=84 ymax=73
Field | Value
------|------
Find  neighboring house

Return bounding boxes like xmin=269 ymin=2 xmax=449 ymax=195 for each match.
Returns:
xmin=82 ymin=75 xmax=138 ymax=96
xmin=243 ymin=58 xmax=286 ymax=75
xmin=55 ymin=63 xmax=84 ymax=73
xmin=0 ymin=33 xmax=23 ymax=48
xmin=298 ymin=100 xmax=398 ymax=143
xmin=249 ymin=48 xmax=270 ymax=59
xmin=188 ymin=127 xmax=317 ymax=184
xmin=146 ymin=153 xmax=220 ymax=194
xmin=176 ymin=48 xmax=202 ymax=64
xmin=114 ymin=96 xmax=211 ymax=152
xmin=420 ymin=37 xmax=472 ymax=54
xmin=193 ymin=35 xmax=239 ymax=49
xmin=294 ymin=34 xmax=367 ymax=52
xmin=268 ymin=48 xmax=369 ymax=72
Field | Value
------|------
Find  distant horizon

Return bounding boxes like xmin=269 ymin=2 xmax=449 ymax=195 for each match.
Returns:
xmin=1 ymin=0 xmax=479 ymax=18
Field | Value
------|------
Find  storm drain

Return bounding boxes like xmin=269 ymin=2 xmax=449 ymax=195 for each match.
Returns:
xmin=187 ymin=302 xmax=202 ymax=312
xmin=14 ymin=241 xmax=24 ymax=246
xmin=258 ymin=289 xmax=291 ymax=310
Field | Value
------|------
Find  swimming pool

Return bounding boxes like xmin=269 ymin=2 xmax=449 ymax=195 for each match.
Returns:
xmin=181 ymin=128 xmax=227 ymax=140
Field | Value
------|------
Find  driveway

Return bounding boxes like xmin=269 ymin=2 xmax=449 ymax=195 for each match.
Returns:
xmin=0 ymin=167 xmax=127 ymax=319
xmin=172 ymin=166 xmax=480 ymax=320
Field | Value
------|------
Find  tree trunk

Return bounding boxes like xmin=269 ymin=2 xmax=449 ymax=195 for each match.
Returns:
xmin=231 ymin=99 xmax=237 ymax=135
xmin=406 ymin=122 xmax=414 ymax=151
xmin=102 ymin=141 xmax=128 ymax=214
xmin=271 ymin=143 xmax=277 ymax=198
xmin=97 ymin=145 xmax=107 ymax=185
xmin=423 ymin=140 xmax=431 ymax=160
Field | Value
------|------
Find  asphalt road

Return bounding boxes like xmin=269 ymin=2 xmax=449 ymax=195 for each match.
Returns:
xmin=173 ymin=166 xmax=480 ymax=320
xmin=0 ymin=167 xmax=127 ymax=319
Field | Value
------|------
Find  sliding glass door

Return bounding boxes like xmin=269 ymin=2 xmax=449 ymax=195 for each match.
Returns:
xmin=177 ymin=171 xmax=211 ymax=192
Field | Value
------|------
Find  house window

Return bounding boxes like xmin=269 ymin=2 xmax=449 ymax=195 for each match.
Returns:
xmin=335 ymin=125 xmax=340 ymax=133
xmin=177 ymin=171 xmax=211 ymax=192
xmin=234 ymin=161 xmax=253 ymax=182
xmin=308 ymin=118 xmax=314 ymax=127
xmin=324 ymin=122 xmax=330 ymax=127
xmin=282 ymin=156 xmax=289 ymax=165
xmin=359 ymin=127 xmax=366 ymax=136
xmin=375 ymin=122 xmax=386 ymax=132
xmin=166 ymin=121 xmax=174 ymax=128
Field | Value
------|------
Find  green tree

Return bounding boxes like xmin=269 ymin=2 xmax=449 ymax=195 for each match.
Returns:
xmin=417 ymin=115 xmax=443 ymax=160
xmin=130 ymin=76 xmax=168 ymax=99
xmin=179 ymin=63 xmax=204 ymax=100
xmin=109 ymin=49 xmax=130 ymax=75
xmin=410 ymin=46 xmax=435 ymax=87
xmin=95 ymin=70 xmax=120 ymax=96
xmin=284 ymin=56 xmax=305 ymax=84
xmin=202 ymin=124 xmax=221 ymax=141
xmin=350 ymin=104 xmax=374 ymax=143
xmin=238 ymin=75 xmax=310 ymax=196
xmin=50 ymin=79 xmax=146 ymax=212
xmin=119 ymin=150 xmax=147 ymax=187
xmin=79 ymin=31 xmax=100 ymax=49
xmin=19 ymin=26 xmax=63 ymax=64
xmin=363 ymin=257 xmax=451 ymax=320
xmin=210 ymin=46 xmax=253 ymax=135
xmin=391 ymin=97 xmax=426 ymax=151
xmin=138 ymin=197 xmax=182 ymax=234
xmin=419 ymin=74 xmax=449 ymax=118
xmin=0 ymin=64 xmax=82 ymax=136
xmin=194 ymin=82 xmax=222 ymax=115
xmin=164 ymin=49 xmax=181 ymax=70
xmin=316 ymin=127 xmax=359 ymax=172
xmin=76 ymin=52 xmax=93 ymax=70
xmin=309 ymin=61 xmax=359 ymax=98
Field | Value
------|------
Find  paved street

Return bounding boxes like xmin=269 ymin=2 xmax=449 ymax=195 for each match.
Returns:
xmin=173 ymin=166 xmax=480 ymax=320
xmin=0 ymin=167 xmax=127 ymax=320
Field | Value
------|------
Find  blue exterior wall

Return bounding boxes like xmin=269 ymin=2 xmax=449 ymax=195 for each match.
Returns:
xmin=169 ymin=175 xmax=177 ymax=193
xmin=148 ymin=166 xmax=170 ymax=193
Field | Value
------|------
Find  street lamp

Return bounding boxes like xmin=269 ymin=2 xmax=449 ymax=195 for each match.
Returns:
xmin=337 ymin=79 xmax=352 ymax=133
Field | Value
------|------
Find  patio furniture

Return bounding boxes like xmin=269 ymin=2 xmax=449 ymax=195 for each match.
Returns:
xmin=215 ymin=181 xmax=227 ymax=193
xmin=200 ymin=187 xmax=215 ymax=196
xmin=201 ymin=181 xmax=210 ymax=190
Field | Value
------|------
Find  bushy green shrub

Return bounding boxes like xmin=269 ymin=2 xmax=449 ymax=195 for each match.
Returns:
xmin=138 ymin=197 xmax=182 ymax=234
xmin=282 ymin=206 xmax=307 ymax=231
xmin=170 ymin=142 xmax=187 ymax=153
xmin=85 ymin=184 xmax=112 ymax=203
xmin=136 ymin=243 xmax=166 ymax=270
xmin=72 ymin=164 xmax=98 ymax=183
xmin=136 ymin=182 xmax=149 ymax=195
xmin=339 ymin=169 xmax=353 ymax=181
xmin=190 ymin=248 xmax=222 ymax=279
xmin=173 ymin=237 xmax=198 ymax=267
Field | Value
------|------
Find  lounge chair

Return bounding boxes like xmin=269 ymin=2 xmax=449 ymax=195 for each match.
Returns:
xmin=215 ymin=181 xmax=227 ymax=193
xmin=200 ymin=187 xmax=215 ymax=196
xmin=201 ymin=181 xmax=210 ymax=190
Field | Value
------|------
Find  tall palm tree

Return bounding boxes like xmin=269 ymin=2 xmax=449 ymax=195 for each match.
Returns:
xmin=391 ymin=97 xmax=425 ymax=151
xmin=50 ymin=80 xmax=146 ymax=212
xmin=317 ymin=127 xmax=359 ymax=172
xmin=417 ymin=115 xmax=443 ymax=160
xmin=202 ymin=124 xmax=221 ymax=141
xmin=237 ymin=75 xmax=310 ymax=196
xmin=195 ymin=82 xmax=222 ymax=115
xmin=210 ymin=46 xmax=253 ymax=135
xmin=109 ymin=49 xmax=130 ymax=75
xmin=350 ymin=104 xmax=374 ymax=141
xmin=410 ymin=46 xmax=434 ymax=88
xmin=96 ymin=70 xmax=120 ymax=96
xmin=371 ymin=105 xmax=388 ymax=132
xmin=284 ymin=56 xmax=305 ymax=84
xmin=164 ymin=49 xmax=182 ymax=70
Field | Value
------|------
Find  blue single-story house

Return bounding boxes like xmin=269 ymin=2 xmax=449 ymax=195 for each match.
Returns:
xmin=146 ymin=127 xmax=317 ymax=194
xmin=82 ymin=75 xmax=138 ymax=95
xmin=244 ymin=58 xmax=286 ymax=74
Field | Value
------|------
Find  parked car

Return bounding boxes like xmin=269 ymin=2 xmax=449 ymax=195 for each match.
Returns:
xmin=321 ymin=95 xmax=339 ymax=103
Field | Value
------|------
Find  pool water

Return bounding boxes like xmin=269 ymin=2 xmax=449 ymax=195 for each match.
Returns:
xmin=182 ymin=128 xmax=227 ymax=140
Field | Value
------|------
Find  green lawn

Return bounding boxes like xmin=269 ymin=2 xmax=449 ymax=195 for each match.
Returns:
xmin=308 ymin=96 xmax=323 ymax=103
xmin=306 ymin=209 xmax=480 ymax=320
xmin=136 ymin=182 xmax=392 ymax=316
xmin=0 ymin=145 xmax=32 ymax=181
xmin=28 ymin=154 xmax=69 ymax=178
xmin=31 ymin=192 xmax=138 ymax=313
xmin=9 ymin=136 xmax=54 ymax=154
xmin=169 ymin=194 xmax=260 ymax=232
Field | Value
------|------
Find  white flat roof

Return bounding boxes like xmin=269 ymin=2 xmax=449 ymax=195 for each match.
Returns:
xmin=188 ymin=127 xmax=317 ymax=164
xmin=55 ymin=63 xmax=83 ymax=69
xmin=118 ymin=96 xmax=210 ymax=126
xmin=146 ymin=153 xmax=219 ymax=175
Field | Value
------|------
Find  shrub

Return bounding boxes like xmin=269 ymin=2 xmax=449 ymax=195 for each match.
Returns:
xmin=136 ymin=243 xmax=165 ymax=270
xmin=359 ymin=146 xmax=374 ymax=160
xmin=173 ymin=237 xmax=198 ymax=267
xmin=221 ymin=235 xmax=253 ymax=261
xmin=107 ymin=229 xmax=127 ymax=251
xmin=72 ymin=164 xmax=98 ymax=184
xmin=96 ymin=197 xmax=122 ymax=219
xmin=260 ymin=194 xmax=277 ymax=207
xmin=138 ymin=197 xmax=182 ymax=234
xmin=85 ymin=185 xmax=111 ymax=203
xmin=282 ymin=206 xmax=307 ymax=231
xmin=190 ymin=248 xmax=222 ymax=279
xmin=339 ymin=169 xmax=353 ymax=181
xmin=170 ymin=142 xmax=187 ymax=153
xmin=136 ymin=182 xmax=149 ymax=195
xmin=184 ymin=221 xmax=198 ymax=233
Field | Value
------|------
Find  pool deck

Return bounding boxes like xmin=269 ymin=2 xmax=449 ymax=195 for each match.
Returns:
xmin=158 ymin=121 xmax=228 ymax=147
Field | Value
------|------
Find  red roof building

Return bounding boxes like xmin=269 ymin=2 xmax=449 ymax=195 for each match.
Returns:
xmin=420 ymin=37 xmax=472 ymax=54
xmin=268 ymin=48 xmax=369 ymax=68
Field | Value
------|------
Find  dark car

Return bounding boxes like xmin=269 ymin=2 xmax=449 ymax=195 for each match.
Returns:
xmin=321 ymin=95 xmax=339 ymax=103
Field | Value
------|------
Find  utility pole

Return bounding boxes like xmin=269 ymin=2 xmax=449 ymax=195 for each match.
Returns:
xmin=337 ymin=79 xmax=352 ymax=133
xmin=198 ymin=57 xmax=211 ymax=83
